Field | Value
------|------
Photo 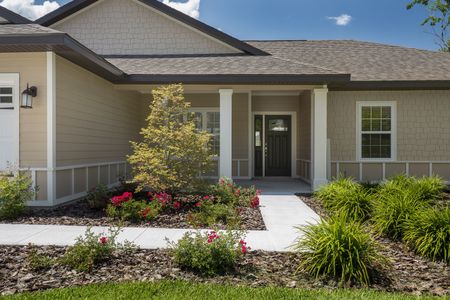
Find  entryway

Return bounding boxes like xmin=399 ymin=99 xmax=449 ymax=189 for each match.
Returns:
xmin=0 ymin=74 xmax=19 ymax=171
xmin=254 ymin=114 xmax=292 ymax=177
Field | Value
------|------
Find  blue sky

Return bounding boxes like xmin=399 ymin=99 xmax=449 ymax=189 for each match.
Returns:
xmin=20 ymin=0 xmax=439 ymax=50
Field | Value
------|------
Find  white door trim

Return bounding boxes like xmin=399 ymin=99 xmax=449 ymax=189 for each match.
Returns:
xmin=0 ymin=73 xmax=20 ymax=171
xmin=251 ymin=111 xmax=297 ymax=178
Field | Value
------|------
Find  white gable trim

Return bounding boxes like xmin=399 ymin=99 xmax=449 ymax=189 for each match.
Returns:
xmin=50 ymin=0 xmax=242 ymax=54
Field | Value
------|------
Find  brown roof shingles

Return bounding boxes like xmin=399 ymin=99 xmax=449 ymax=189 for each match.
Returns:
xmin=247 ymin=40 xmax=450 ymax=81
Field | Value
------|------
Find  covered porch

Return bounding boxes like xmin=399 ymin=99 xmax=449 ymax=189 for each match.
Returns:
xmin=117 ymin=84 xmax=330 ymax=191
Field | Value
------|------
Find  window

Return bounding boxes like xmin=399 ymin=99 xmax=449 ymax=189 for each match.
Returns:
xmin=357 ymin=102 xmax=396 ymax=160
xmin=0 ymin=87 xmax=13 ymax=104
xmin=189 ymin=109 xmax=220 ymax=156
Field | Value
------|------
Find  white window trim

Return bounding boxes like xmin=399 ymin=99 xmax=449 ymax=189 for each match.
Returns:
xmin=356 ymin=101 xmax=397 ymax=162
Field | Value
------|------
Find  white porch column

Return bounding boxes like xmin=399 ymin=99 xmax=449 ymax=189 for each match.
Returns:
xmin=311 ymin=88 xmax=328 ymax=190
xmin=219 ymin=89 xmax=233 ymax=179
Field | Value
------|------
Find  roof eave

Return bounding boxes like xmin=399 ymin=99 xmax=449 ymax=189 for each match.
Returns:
xmin=0 ymin=6 xmax=32 ymax=24
xmin=115 ymin=74 xmax=351 ymax=85
xmin=330 ymin=80 xmax=450 ymax=91
xmin=0 ymin=33 xmax=125 ymax=80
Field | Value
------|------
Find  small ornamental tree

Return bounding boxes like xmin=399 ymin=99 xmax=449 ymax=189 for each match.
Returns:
xmin=128 ymin=84 xmax=213 ymax=193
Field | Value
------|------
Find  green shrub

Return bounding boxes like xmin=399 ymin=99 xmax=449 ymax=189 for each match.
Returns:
xmin=169 ymin=230 xmax=249 ymax=276
xmin=61 ymin=227 xmax=135 ymax=272
xmin=211 ymin=177 xmax=260 ymax=208
xmin=294 ymin=214 xmax=387 ymax=285
xmin=26 ymin=245 xmax=53 ymax=271
xmin=403 ymin=207 xmax=450 ymax=263
xmin=314 ymin=177 xmax=372 ymax=221
xmin=372 ymin=188 xmax=427 ymax=240
xmin=0 ymin=172 xmax=35 ymax=220
xmin=85 ymin=184 xmax=111 ymax=209
xmin=378 ymin=175 xmax=445 ymax=203
xmin=188 ymin=202 xmax=241 ymax=229
xmin=412 ymin=176 xmax=446 ymax=202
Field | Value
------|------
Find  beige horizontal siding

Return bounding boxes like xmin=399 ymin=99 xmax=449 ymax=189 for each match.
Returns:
xmin=55 ymin=55 xmax=143 ymax=166
xmin=0 ymin=52 xmax=47 ymax=168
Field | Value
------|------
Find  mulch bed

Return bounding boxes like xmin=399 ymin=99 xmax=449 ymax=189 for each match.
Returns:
xmin=295 ymin=194 xmax=450 ymax=296
xmin=1 ymin=200 xmax=266 ymax=231
xmin=1 ymin=244 xmax=449 ymax=296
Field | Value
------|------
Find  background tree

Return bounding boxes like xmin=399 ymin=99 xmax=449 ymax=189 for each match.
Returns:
xmin=128 ymin=84 xmax=213 ymax=193
xmin=407 ymin=0 xmax=450 ymax=52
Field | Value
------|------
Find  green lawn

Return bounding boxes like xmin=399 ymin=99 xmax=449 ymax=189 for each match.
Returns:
xmin=1 ymin=280 xmax=447 ymax=300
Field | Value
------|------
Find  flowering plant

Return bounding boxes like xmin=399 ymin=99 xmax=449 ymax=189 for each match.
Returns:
xmin=61 ymin=227 xmax=136 ymax=272
xmin=169 ymin=230 xmax=249 ymax=276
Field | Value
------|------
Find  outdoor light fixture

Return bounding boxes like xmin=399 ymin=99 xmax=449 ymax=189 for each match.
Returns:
xmin=21 ymin=84 xmax=37 ymax=108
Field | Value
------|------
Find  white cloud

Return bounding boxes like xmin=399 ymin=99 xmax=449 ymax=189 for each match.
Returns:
xmin=162 ymin=0 xmax=200 ymax=19
xmin=0 ymin=0 xmax=60 ymax=20
xmin=327 ymin=14 xmax=352 ymax=26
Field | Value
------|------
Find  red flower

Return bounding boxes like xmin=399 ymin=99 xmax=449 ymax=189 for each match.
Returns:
xmin=234 ymin=189 xmax=241 ymax=196
xmin=207 ymin=231 xmax=220 ymax=243
xmin=111 ymin=195 xmax=123 ymax=207
xmin=122 ymin=192 xmax=133 ymax=202
xmin=202 ymin=195 xmax=210 ymax=200
xmin=250 ymin=196 xmax=260 ymax=208
xmin=99 ymin=237 xmax=108 ymax=244
xmin=173 ymin=201 xmax=181 ymax=210
xmin=195 ymin=201 xmax=202 ymax=207
xmin=139 ymin=207 xmax=151 ymax=218
xmin=239 ymin=239 xmax=249 ymax=254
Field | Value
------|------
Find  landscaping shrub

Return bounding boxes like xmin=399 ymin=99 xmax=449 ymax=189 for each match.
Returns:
xmin=294 ymin=214 xmax=387 ymax=285
xmin=106 ymin=192 xmax=160 ymax=222
xmin=411 ymin=176 xmax=446 ymax=202
xmin=0 ymin=172 xmax=35 ymax=220
xmin=61 ymin=227 xmax=135 ymax=272
xmin=188 ymin=202 xmax=241 ymax=229
xmin=378 ymin=175 xmax=445 ymax=203
xmin=128 ymin=84 xmax=213 ymax=193
xmin=314 ymin=177 xmax=372 ymax=221
xmin=26 ymin=244 xmax=53 ymax=271
xmin=372 ymin=188 xmax=427 ymax=240
xmin=85 ymin=183 xmax=111 ymax=209
xmin=169 ymin=230 xmax=249 ymax=276
xmin=403 ymin=207 xmax=450 ymax=263
xmin=212 ymin=177 xmax=260 ymax=208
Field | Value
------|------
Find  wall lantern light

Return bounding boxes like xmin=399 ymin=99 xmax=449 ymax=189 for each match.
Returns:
xmin=21 ymin=84 xmax=37 ymax=109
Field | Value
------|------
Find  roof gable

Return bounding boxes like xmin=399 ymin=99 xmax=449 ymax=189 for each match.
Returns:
xmin=36 ymin=0 xmax=267 ymax=56
xmin=0 ymin=6 xmax=31 ymax=24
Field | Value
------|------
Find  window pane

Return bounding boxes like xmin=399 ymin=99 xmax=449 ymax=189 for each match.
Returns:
xmin=371 ymin=119 xmax=381 ymax=131
xmin=0 ymin=87 xmax=12 ymax=94
xmin=370 ymin=145 xmax=381 ymax=158
xmin=0 ymin=96 xmax=12 ymax=103
xmin=382 ymin=107 xmax=391 ymax=118
xmin=380 ymin=146 xmax=391 ymax=158
xmin=362 ymin=107 xmax=371 ymax=119
xmin=362 ymin=119 xmax=371 ymax=131
xmin=370 ymin=134 xmax=381 ymax=146
xmin=381 ymin=119 xmax=391 ymax=131
xmin=371 ymin=107 xmax=381 ymax=118
xmin=362 ymin=146 xmax=371 ymax=158
xmin=268 ymin=119 xmax=288 ymax=132
xmin=381 ymin=134 xmax=391 ymax=146
xmin=362 ymin=134 xmax=371 ymax=146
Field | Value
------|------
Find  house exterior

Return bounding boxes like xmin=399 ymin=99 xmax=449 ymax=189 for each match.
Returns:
xmin=1 ymin=0 xmax=450 ymax=206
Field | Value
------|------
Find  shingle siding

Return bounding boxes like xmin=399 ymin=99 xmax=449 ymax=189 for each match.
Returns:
xmin=52 ymin=0 xmax=240 ymax=55
xmin=328 ymin=90 xmax=450 ymax=161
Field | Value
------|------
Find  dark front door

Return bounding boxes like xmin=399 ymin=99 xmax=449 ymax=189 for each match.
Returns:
xmin=265 ymin=115 xmax=291 ymax=176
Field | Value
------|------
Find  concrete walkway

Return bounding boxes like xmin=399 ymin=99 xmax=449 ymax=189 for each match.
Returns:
xmin=0 ymin=181 xmax=319 ymax=252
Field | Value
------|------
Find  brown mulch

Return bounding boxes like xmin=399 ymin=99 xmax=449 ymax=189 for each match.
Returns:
xmin=1 ymin=201 xmax=266 ymax=231
xmin=0 ymin=244 xmax=449 ymax=296
xmin=295 ymin=194 xmax=450 ymax=296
